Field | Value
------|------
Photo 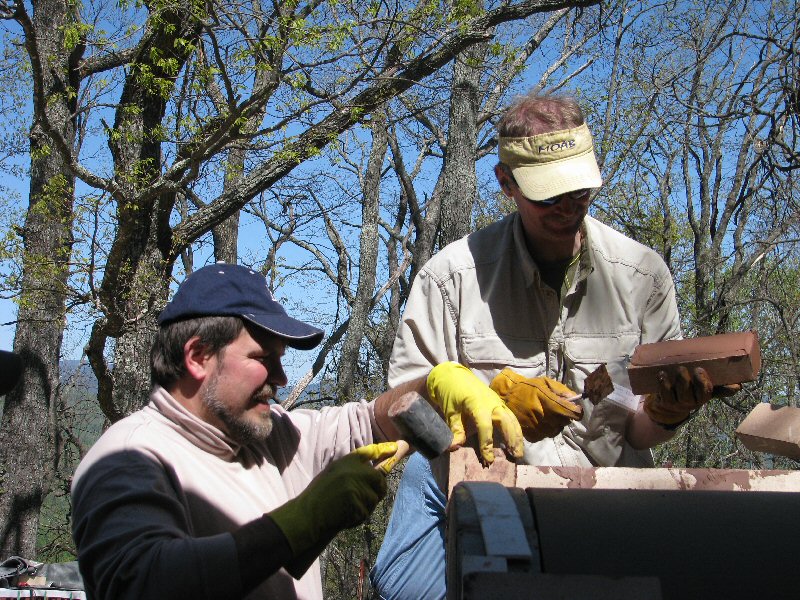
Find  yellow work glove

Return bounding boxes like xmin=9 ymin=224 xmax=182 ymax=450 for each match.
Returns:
xmin=644 ymin=366 xmax=740 ymax=428
xmin=427 ymin=362 xmax=523 ymax=465
xmin=490 ymin=369 xmax=583 ymax=443
xmin=269 ymin=442 xmax=397 ymax=556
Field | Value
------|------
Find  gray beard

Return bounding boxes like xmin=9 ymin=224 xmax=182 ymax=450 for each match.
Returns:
xmin=201 ymin=373 xmax=274 ymax=445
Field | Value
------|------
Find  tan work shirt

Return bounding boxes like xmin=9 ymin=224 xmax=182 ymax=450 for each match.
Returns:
xmin=389 ymin=213 xmax=682 ymax=467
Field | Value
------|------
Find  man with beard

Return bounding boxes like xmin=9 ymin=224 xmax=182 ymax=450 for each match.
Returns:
xmin=370 ymin=93 xmax=735 ymax=599
xmin=71 ymin=263 xmax=524 ymax=600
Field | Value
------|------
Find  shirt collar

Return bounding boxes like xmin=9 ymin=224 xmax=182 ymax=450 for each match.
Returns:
xmin=149 ymin=385 xmax=242 ymax=460
xmin=511 ymin=213 xmax=540 ymax=288
xmin=574 ymin=218 xmax=595 ymax=286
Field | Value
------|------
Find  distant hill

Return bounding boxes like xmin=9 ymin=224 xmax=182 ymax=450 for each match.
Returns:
xmin=0 ymin=359 xmax=99 ymax=422
xmin=60 ymin=359 xmax=98 ymax=394
xmin=3 ymin=361 xmax=360 ymax=453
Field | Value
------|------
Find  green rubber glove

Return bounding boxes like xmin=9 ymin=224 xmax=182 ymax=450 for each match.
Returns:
xmin=490 ymin=368 xmax=583 ymax=443
xmin=269 ymin=442 xmax=397 ymax=557
xmin=427 ymin=362 xmax=523 ymax=464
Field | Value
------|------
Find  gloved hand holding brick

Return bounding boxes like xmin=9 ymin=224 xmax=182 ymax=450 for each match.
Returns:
xmin=643 ymin=366 xmax=740 ymax=428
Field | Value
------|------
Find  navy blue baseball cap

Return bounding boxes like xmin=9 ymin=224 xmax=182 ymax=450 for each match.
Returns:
xmin=158 ymin=263 xmax=324 ymax=350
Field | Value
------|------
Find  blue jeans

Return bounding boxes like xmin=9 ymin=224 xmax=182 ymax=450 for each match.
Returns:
xmin=370 ymin=452 xmax=447 ymax=599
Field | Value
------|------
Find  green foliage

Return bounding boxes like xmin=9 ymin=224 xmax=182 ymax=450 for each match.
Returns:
xmin=36 ymin=487 xmax=77 ymax=562
xmin=0 ymin=215 xmax=23 ymax=264
xmin=36 ymin=369 xmax=105 ymax=562
xmin=118 ymin=0 xmax=146 ymax=10
xmin=132 ymin=61 xmax=178 ymax=100
xmin=38 ymin=174 xmax=71 ymax=204
xmin=31 ymin=143 xmax=52 ymax=161
xmin=61 ymin=22 xmax=93 ymax=52
xmin=133 ymin=156 xmax=159 ymax=180
xmin=451 ymin=0 xmax=483 ymax=20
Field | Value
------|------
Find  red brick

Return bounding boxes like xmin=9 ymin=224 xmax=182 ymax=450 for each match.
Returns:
xmin=627 ymin=330 xmax=760 ymax=394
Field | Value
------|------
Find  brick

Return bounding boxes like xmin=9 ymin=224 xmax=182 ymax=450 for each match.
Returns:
xmin=444 ymin=447 xmax=516 ymax=497
xmin=736 ymin=402 xmax=800 ymax=460
xmin=626 ymin=330 xmax=761 ymax=394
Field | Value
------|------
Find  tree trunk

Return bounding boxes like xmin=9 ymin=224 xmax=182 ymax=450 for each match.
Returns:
xmin=338 ymin=106 xmax=389 ymax=399
xmin=86 ymin=1 xmax=202 ymax=421
xmin=0 ymin=0 xmax=80 ymax=556
xmin=86 ymin=0 xmax=597 ymax=420
xmin=212 ymin=214 xmax=240 ymax=264
xmin=438 ymin=41 xmax=488 ymax=247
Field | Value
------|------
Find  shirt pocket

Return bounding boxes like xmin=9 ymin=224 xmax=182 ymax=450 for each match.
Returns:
xmin=562 ymin=333 xmax=642 ymax=466
xmin=562 ymin=332 xmax=640 ymax=391
xmin=459 ymin=332 xmax=547 ymax=380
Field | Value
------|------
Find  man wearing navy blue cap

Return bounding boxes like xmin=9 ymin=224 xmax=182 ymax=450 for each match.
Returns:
xmin=70 ymin=263 xmax=524 ymax=600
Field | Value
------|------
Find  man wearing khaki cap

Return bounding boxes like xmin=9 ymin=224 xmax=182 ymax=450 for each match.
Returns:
xmin=371 ymin=93 xmax=730 ymax=599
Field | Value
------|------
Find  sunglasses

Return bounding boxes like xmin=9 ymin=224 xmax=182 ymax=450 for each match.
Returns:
xmin=526 ymin=188 xmax=592 ymax=207
xmin=507 ymin=173 xmax=592 ymax=206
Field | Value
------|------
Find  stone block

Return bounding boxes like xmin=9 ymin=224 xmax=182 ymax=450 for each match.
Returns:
xmin=736 ymin=402 xmax=800 ymax=460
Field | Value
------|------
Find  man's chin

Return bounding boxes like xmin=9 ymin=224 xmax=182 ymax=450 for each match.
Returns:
xmin=548 ymin=220 xmax=582 ymax=238
xmin=227 ymin=413 xmax=274 ymax=445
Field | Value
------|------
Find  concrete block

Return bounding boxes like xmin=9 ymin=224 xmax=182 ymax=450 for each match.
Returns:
xmin=516 ymin=464 xmax=800 ymax=491
xmin=460 ymin=572 xmax=662 ymax=600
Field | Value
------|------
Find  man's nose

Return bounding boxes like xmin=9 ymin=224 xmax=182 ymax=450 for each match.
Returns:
xmin=555 ymin=190 xmax=590 ymax=211
xmin=268 ymin=361 xmax=288 ymax=387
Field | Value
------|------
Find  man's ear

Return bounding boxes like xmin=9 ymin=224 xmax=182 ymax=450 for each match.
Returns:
xmin=495 ymin=164 xmax=513 ymax=197
xmin=184 ymin=336 xmax=214 ymax=382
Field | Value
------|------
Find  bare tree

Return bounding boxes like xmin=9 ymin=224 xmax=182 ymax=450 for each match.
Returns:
xmin=82 ymin=0 xmax=600 ymax=422
xmin=587 ymin=0 xmax=800 ymax=468
xmin=337 ymin=104 xmax=389 ymax=399
xmin=0 ymin=0 xmax=83 ymax=556
xmin=246 ymin=4 xmax=601 ymax=406
xmin=0 ymin=0 xmax=600 ymax=557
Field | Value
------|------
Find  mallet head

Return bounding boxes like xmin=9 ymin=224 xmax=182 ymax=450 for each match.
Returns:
xmin=388 ymin=391 xmax=453 ymax=459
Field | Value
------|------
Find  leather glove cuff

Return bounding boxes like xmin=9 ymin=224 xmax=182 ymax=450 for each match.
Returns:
xmin=644 ymin=393 xmax=696 ymax=429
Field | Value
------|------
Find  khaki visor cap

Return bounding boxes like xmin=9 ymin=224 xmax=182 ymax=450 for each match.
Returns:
xmin=498 ymin=123 xmax=603 ymax=201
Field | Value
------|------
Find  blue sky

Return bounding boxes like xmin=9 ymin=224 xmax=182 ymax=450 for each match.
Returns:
xmin=0 ymin=300 xmax=13 ymax=353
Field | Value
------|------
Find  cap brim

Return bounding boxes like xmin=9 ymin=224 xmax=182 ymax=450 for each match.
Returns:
xmin=511 ymin=150 xmax=603 ymax=201
xmin=242 ymin=314 xmax=324 ymax=350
